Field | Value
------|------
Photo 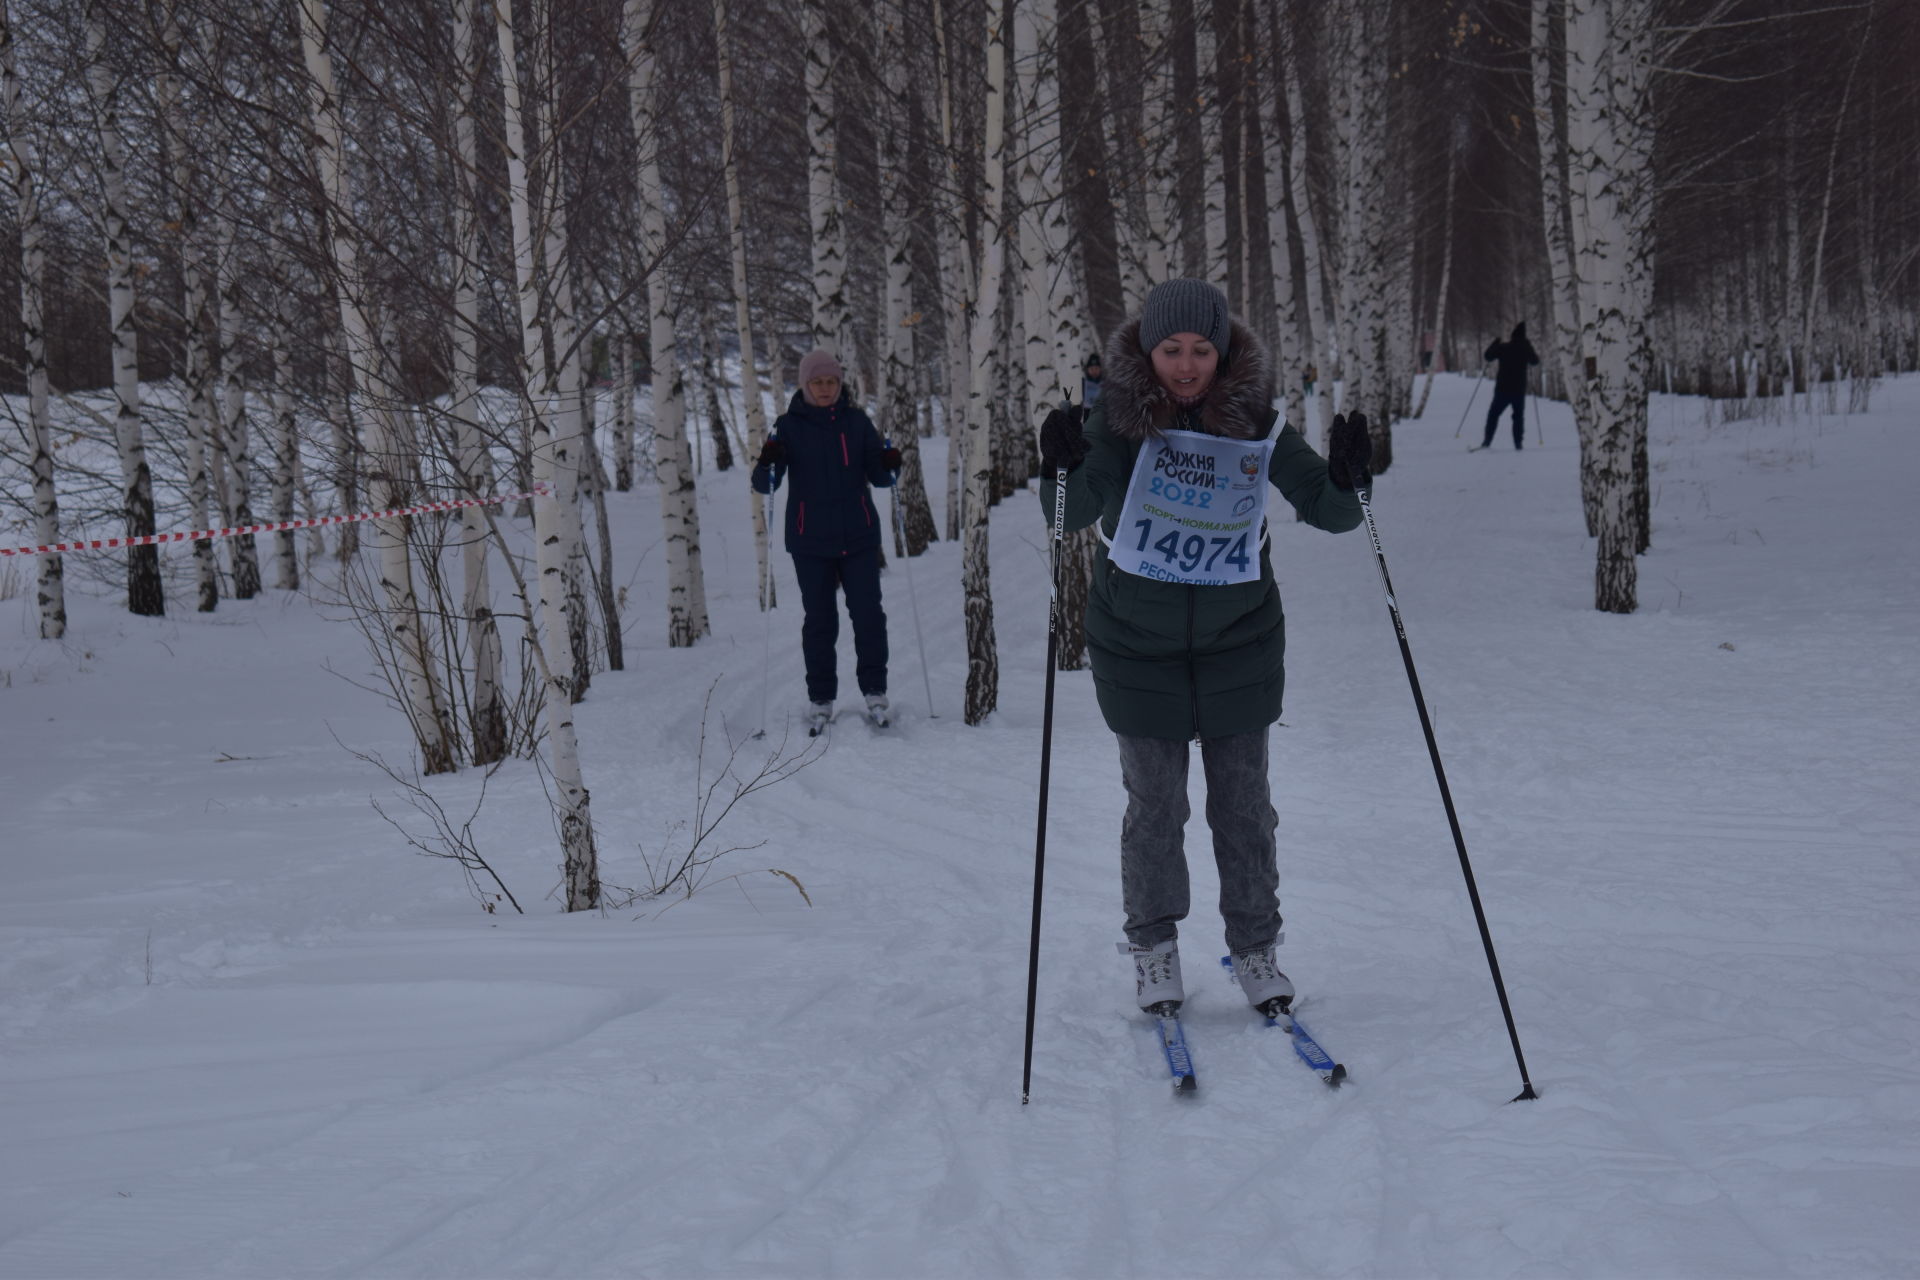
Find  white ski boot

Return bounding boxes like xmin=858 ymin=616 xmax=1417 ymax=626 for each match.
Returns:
xmin=805 ymin=701 xmax=834 ymax=736
xmin=1122 ymin=939 xmax=1185 ymax=1013
xmin=1227 ymin=944 xmax=1295 ymax=1018
xmin=863 ymin=693 xmax=890 ymax=728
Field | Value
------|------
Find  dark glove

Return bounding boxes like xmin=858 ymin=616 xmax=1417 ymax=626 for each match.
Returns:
xmin=757 ymin=437 xmax=784 ymax=467
xmin=1039 ymin=405 xmax=1091 ymax=475
xmin=879 ymin=445 xmax=902 ymax=471
xmin=1327 ymin=412 xmax=1372 ymax=491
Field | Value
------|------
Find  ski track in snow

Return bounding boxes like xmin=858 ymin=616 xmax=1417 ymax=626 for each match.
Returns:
xmin=3 ymin=377 xmax=1919 ymax=1277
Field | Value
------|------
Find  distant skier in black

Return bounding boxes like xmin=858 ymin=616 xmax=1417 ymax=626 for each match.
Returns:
xmin=1481 ymin=323 xmax=1540 ymax=450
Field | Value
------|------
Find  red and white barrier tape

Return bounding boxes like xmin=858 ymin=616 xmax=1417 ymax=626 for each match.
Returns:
xmin=1 ymin=485 xmax=550 ymax=559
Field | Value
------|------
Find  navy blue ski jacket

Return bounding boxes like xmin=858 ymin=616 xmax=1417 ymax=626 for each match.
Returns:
xmin=751 ymin=388 xmax=898 ymax=558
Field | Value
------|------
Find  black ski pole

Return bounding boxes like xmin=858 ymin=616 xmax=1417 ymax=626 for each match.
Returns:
xmin=1354 ymin=480 xmax=1539 ymax=1103
xmin=1021 ymin=463 xmax=1069 ymax=1105
xmin=1453 ymin=364 xmax=1490 ymax=439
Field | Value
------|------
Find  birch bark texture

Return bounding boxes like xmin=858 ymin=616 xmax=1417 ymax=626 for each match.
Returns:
xmin=494 ymin=0 xmax=599 ymax=907
xmin=449 ymin=0 xmax=506 ymax=765
xmin=877 ymin=0 xmax=936 ymax=558
xmin=1562 ymin=0 xmax=1655 ymax=613
xmin=963 ymin=0 xmax=1009 ymax=726
xmin=83 ymin=3 xmax=163 ymax=617
xmin=624 ymin=0 xmax=708 ymax=647
xmin=1257 ymin=0 xmax=1307 ymax=432
xmin=713 ymin=0 xmax=778 ymax=601
xmin=1 ymin=0 xmax=62 ymax=637
xmin=298 ymin=0 xmax=458 ymax=775
xmin=157 ymin=6 xmax=219 ymax=614
xmin=804 ymin=0 xmax=853 ymax=360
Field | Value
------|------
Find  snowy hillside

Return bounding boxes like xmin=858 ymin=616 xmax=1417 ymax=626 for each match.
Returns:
xmin=3 ymin=374 xmax=1918 ymax=1278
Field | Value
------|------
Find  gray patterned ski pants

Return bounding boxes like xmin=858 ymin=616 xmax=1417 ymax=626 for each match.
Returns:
xmin=1116 ymin=729 xmax=1281 ymax=954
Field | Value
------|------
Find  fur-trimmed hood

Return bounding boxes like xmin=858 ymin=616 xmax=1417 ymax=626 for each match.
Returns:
xmin=1100 ymin=317 xmax=1274 ymax=442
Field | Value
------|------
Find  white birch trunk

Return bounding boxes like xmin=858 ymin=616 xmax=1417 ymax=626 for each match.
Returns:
xmin=533 ymin=2 xmax=599 ymax=695
xmin=1282 ymin=24 xmax=1335 ymax=441
xmin=1331 ymin=1 xmax=1391 ymax=450
xmin=624 ymin=0 xmax=706 ymax=647
xmin=215 ymin=214 xmax=261 ymax=599
xmin=269 ymin=281 xmax=303 ymax=589
xmin=2 ymin=1 xmax=62 ymax=636
xmin=933 ymin=0 xmax=971 ymax=544
xmin=803 ymin=0 xmax=853 ymax=358
xmin=493 ymin=0 xmax=598 ymax=903
xmin=1197 ymin=8 xmax=1228 ymax=285
xmin=1086 ymin=0 xmax=1147 ymax=313
xmin=84 ymin=4 xmax=162 ymax=616
xmin=963 ymin=0 xmax=1008 ymax=725
xmin=1138 ymin=0 xmax=1176 ymax=282
xmin=299 ymin=0 xmax=457 ymax=773
xmin=1259 ymin=0 xmax=1306 ymax=430
xmin=451 ymin=0 xmax=504 ymax=763
xmin=1564 ymin=0 xmax=1654 ymax=613
xmin=158 ymin=6 xmax=219 ymax=612
xmin=1532 ymin=0 xmax=1591 ymax=503
xmin=877 ymin=0 xmax=936 ymax=556
xmin=1412 ymin=131 xmax=1458 ymax=420
xmin=714 ymin=0 xmax=778 ymax=599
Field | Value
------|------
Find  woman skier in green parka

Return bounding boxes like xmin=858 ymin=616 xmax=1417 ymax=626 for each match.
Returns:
xmin=1038 ymin=277 xmax=1374 ymax=1021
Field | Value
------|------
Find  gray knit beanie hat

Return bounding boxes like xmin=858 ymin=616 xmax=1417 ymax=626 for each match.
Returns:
xmin=1139 ymin=278 xmax=1231 ymax=360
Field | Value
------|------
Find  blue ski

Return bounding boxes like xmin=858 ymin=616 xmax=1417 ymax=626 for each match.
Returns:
xmin=1149 ymin=1003 xmax=1198 ymax=1094
xmin=1220 ymin=957 xmax=1347 ymax=1087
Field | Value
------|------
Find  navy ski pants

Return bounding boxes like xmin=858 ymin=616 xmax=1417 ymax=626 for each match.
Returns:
xmin=792 ymin=548 xmax=888 ymax=704
xmin=1483 ymin=391 xmax=1526 ymax=448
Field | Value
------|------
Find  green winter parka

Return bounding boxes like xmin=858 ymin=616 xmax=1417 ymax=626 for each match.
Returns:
xmin=1044 ymin=318 xmax=1362 ymax=741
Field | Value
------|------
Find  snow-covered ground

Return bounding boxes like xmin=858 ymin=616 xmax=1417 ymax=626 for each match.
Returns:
xmin=3 ymin=375 xmax=1917 ymax=1278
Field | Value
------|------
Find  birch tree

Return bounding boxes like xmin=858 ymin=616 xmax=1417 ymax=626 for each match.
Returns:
xmin=1281 ymin=9 xmax=1335 ymax=440
xmin=532 ymin=1 xmax=596 ymax=697
xmin=877 ymin=0 xmax=936 ymax=557
xmin=215 ymin=214 xmax=262 ymax=599
xmin=494 ymin=0 xmax=599 ymax=906
xmin=963 ymin=0 xmax=1008 ymax=725
xmin=1532 ymin=0 xmax=1591 ymax=517
xmin=1137 ymin=0 xmax=1176 ymax=282
xmin=83 ymin=2 xmax=163 ymax=617
xmin=450 ymin=0 xmax=505 ymax=764
xmin=625 ymin=0 xmax=708 ymax=647
xmin=1258 ymin=0 xmax=1307 ymax=431
xmin=298 ymin=0 xmax=457 ymax=774
xmin=1195 ymin=4 xmax=1228 ymax=286
xmin=1564 ymin=0 xmax=1655 ymax=613
xmin=713 ymin=0 xmax=778 ymax=600
xmin=1 ymin=0 xmax=61 ymax=637
xmin=803 ymin=0 xmax=853 ymax=358
xmin=155 ymin=5 xmax=221 ymax=613
xmin=932 ymin=0 xmax=972 ymax=543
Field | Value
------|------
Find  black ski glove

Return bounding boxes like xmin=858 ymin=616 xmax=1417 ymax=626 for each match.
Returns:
xmin=879 ymin=445 xmax=903 ymax=471
xmin=1327 ymin=412 xmax=1372 ymax=491
xmin=758 ymin=437 xmax=784 ymax=467
xmin=1039 ymin=405 xmax=1091 ymax=475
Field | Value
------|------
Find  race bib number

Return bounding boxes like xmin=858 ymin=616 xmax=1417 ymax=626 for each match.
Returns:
xmin=1108 ymin=428 xmax=1272 ymax=585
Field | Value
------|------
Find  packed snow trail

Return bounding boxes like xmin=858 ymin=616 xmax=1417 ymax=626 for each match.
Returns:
xmin=2 ymin=376 xmax=1918 ymax=1277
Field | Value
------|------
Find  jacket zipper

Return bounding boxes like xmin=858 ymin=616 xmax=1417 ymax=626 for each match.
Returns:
xmin=1187 ymin=584 xmax=1200 ymax=739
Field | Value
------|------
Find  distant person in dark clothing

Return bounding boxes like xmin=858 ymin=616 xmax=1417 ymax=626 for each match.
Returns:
xmin=1481 ymin=323 xmax=1540 ymax=450
xmin=1082 ymin=353 xmax=1104 ymax=406
xmin=751 ymin=348 xmax=901 ymax=731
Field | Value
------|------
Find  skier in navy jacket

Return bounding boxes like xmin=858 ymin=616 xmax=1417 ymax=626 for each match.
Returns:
xmin=751 ymin=348 xmax=901 ymax=729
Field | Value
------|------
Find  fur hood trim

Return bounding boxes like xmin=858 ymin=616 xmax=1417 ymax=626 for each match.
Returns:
xmin=1101 ymin=317 xmax=1274 ymax=442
